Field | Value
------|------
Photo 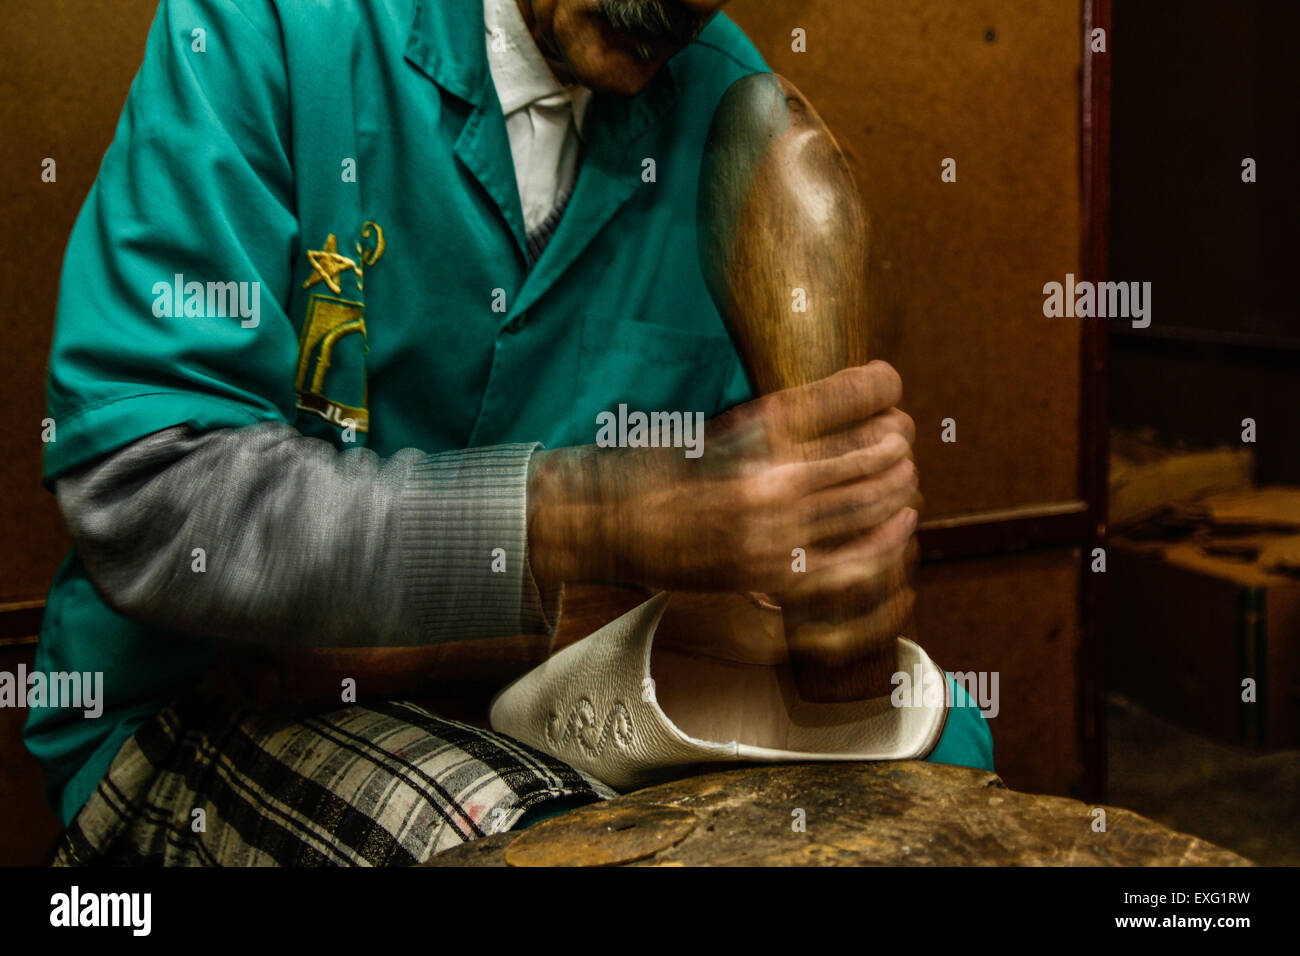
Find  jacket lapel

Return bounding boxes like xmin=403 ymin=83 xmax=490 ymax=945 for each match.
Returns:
xmin=404 ymin=0 xmax=683 ymax=319
xmin=511 ymin=69 xmax=679 ymax=319
xmin=405 ymin=0 xmax=528 ymax=259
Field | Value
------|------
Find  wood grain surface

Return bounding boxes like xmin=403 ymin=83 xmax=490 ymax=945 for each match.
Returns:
xmin=425 ymin=761 xmax=1250 ymax=867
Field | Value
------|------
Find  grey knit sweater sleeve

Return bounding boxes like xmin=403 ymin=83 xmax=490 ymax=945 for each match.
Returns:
xmin=53 ymin=423 xmax=561 ymax=648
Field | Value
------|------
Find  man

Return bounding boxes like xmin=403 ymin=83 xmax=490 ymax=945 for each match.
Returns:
xmin=29 ymin=0 xmax=991 ymax=865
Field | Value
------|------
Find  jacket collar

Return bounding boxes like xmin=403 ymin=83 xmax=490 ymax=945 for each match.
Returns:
xmin=405 ymin=0 xmax=681 ymax=297
xmin=404 ymin=0 xmax=489 ymax=104
xmin=405 ymin=0 xmax=678 ymax=141
xmin=484 ymin=0 xmax=592 ymax=136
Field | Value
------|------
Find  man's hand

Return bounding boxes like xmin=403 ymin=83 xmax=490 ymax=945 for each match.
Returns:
xmin=528 ymin=361 xmax=918 ymax=607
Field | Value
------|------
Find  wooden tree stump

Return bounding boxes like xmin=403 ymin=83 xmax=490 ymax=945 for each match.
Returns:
xmin=425 ymin=762 xmax=1251 ymax=867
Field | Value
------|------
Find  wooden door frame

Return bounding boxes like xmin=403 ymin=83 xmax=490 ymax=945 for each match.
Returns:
xmin=916 ymin=0 xmax=1111 ymax=801
xmin=1078 ymin=0 xmax=1112 ymax=805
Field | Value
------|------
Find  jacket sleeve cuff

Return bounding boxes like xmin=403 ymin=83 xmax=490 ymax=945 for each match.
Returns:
xmin=401 ymin=442 xmax=556 ymax=642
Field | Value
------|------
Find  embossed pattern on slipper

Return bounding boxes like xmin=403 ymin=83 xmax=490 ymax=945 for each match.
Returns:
xmin=489 ymin=592 xmax=948 ymax=791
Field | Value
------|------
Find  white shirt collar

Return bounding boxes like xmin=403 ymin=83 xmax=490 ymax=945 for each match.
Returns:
xmin=484 ymin=0 xmax=592 ymax=136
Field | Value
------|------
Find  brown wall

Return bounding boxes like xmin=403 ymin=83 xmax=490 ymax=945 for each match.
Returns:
xmin=728 ymin=0 xmax=1084 ymax=518
xmin=2 ymin=2 xmax=162 ymax=607
xmin=916 ymin=549 xmax=1084 ymax=796
xmin=0 ymin=644 xmax=64 ymax=863
xmin=1 ymin=1 xmax=198 ymax=864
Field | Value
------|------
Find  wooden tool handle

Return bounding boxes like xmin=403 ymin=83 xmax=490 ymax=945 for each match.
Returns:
xmin=698 ymin=72 xmax=900 ymax=701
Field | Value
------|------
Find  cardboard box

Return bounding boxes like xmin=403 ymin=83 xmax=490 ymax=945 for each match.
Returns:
xmin=1108 ymin=491 xmax=1300 ymax=748
xmin=1109 ymin=427 xmax=1254 ymax=529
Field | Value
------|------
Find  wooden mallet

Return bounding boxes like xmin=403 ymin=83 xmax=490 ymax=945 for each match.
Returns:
xmin=697 ymin=72 xmax=903 ymax=702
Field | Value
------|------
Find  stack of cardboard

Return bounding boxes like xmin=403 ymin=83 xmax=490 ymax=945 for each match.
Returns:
xmin=1109 ymin=426 xmax=1255 ymax=529
xmin=1108 ymin=484 xmax=1300 ymax=748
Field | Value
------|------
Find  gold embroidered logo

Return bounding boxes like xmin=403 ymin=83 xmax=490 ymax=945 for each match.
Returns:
xmin=295 ymin=294 xmax=368 ymax=432
xmin=302 ymin=222 xmax=385 ymax=294
xmin=303 ymin=235 xmax=359 ymax=295
xmin=296 ymin=223 xmax=386 ymax=432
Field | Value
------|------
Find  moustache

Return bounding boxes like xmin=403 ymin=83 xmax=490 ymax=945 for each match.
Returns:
xmin=596 ymin=0 xmax=709 ymax=59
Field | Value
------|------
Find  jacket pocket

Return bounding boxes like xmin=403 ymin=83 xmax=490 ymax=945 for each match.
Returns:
xmin=575 ymin=314 xmax=737 ymax=430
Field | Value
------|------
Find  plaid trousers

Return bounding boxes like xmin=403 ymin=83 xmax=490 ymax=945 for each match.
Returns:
xmin=53 ymin=692 xmax=617 ymax=866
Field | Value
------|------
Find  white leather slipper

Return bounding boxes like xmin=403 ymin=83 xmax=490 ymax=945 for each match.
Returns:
xmin=489 ymin=591 xmax=949 ymax=791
